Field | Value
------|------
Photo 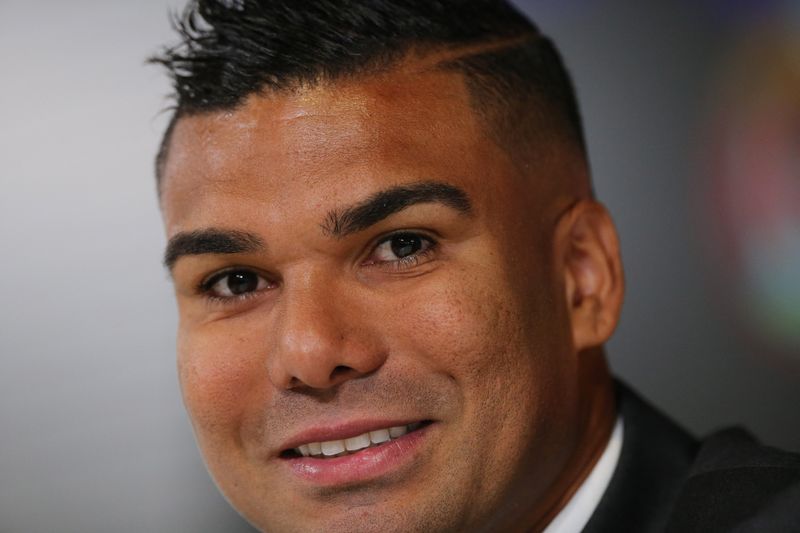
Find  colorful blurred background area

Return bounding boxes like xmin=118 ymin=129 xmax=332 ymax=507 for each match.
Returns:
xmin=704 ymin=5 xmax=800 ymax=355
xmin=530 ymin=0 xmax=800 ymax=452
xmin=0 ymin=1 xmax=798 ymax=532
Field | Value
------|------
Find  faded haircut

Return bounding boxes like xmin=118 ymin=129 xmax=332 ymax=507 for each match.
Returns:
xmin=150 ymin=0 xmax=586 ymax=183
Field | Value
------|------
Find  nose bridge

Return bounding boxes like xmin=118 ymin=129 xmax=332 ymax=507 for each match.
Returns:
xmin=283 ymin=274 xmax=339 ymax=359
xmin=267 ymin=266 xmax=384 ymax=390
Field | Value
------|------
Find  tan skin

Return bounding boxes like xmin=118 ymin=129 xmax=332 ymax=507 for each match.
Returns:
xmin=161 ymin=56 xmax=623 ymax=532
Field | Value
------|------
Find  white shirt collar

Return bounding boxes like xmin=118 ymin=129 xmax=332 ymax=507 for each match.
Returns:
xmin=542 ymin=416 xmax=624 ymax=533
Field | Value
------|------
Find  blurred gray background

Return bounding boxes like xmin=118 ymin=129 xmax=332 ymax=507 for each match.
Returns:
xmin=1 ymin=1 xmax=798 ymax=532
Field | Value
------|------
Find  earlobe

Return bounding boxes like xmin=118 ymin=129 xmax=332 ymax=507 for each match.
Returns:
xmin=556 ymin=200 xmax=625 ymax=351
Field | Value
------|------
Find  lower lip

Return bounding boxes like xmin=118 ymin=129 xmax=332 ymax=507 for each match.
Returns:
xmin=284 ymin=424 xmax=433 ymax=486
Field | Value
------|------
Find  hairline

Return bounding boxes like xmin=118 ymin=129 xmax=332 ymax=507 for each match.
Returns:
xmin=155 ymin=36 xmax=583 ymax=192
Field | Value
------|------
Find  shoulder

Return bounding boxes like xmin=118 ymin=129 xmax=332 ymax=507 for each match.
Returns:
xmin=666 ymin=426 xmax=800 ymax=532
xmin=584 ymin=382 xmax=800 ymax=533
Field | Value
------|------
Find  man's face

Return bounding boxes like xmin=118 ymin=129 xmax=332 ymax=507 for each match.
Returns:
xmin=161 ymin=65 xmax=585 ymax=532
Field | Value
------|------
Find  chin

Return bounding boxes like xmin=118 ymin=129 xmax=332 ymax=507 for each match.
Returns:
xmin=240 ymin=500 xmax=462 ymax=533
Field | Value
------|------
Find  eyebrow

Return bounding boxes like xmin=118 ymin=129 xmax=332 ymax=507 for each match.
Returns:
xmin=164 ymin=229 xmax=264 ymax=270
xmin=163 ymin=181 xmax=472 ymax=270
xmin=322 ymin=181 xmax=472 ymax=238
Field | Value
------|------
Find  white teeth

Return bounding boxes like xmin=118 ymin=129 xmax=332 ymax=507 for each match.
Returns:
xmin=344 ymin=433 xmax=371 ymax=451
xmin=389 ymin=425 xmax=408 ymax=438
xmin=295 ymin=422 xmax=425 ymax=458
xmin=321 ymin=440 xmax=346 ymax=456
xmin=369 ymin=429 xmax=391 ymax=444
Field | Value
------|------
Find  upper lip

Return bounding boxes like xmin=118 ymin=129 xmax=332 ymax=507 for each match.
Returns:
xmin=278 ymin=418 xmax=428 ymax=454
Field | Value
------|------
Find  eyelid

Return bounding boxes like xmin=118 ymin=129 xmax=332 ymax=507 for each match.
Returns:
xmin=198 ymin=267 xmax=239 ymax=292
xmin=371 ymin=228 xmax=440 ymax=247
xmin=197 ymin=266 xmax=273 ymax=295
xmin=362 ymin=230 xmax=439 ymax=270
xmin=192 ymin=231 xmax=438 ymax=298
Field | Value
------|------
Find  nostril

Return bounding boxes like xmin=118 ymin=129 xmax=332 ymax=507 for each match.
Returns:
xmin=331 ymin=365 xmax=353 ymax=379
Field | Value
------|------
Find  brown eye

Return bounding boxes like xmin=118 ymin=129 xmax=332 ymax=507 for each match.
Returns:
xmin=370 ymin=232 xmax=434 ymax=263
xmin=390 ymin=234 xmax=424 ymax=258
xmin=206 ymin=270 xmax=269 ymax=298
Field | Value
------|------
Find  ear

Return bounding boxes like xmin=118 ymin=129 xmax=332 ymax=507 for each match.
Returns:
xmin=555 ymin=200 xmax=624 ymax=351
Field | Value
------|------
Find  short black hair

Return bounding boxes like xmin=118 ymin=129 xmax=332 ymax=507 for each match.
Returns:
xmin=151 ymin=0 xmax=585 ymax=182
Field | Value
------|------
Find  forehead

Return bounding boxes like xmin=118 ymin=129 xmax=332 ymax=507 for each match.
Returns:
xmin=160 ymin=66 xmax=521 ymax=233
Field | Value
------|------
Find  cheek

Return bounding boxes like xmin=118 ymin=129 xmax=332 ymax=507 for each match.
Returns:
xmin=390 ymin=258 xmax=573 ymax=412
xmin=378 ymin=266 xmax=571 ymax=503
xmin=384 ymin=260 xmax=552 ymax=382
xmin=378 ymin=263 xmax=545 ymax=425
xmin=177 ymin=320 xmax=263 ymax=440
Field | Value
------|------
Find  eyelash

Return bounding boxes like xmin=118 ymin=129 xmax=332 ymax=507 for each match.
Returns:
xmin=198 ymin=267 xmax=272 ymax=305
xmin=364 ymin=231 xmax=438 ymax=271
xmin=196 ymin=231 xmax=438 ymax=304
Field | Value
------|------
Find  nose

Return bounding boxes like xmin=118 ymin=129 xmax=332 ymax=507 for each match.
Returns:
xmin=266 ymin=273 xmax=386 ymax=390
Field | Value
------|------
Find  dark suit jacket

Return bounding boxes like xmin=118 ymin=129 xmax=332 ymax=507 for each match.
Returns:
xmin=582 ymin=383 xmax=800 ymax=533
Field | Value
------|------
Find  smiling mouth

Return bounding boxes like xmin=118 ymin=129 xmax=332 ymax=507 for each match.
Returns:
xmin=281 ymin=421 xmax=432 ymax=459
